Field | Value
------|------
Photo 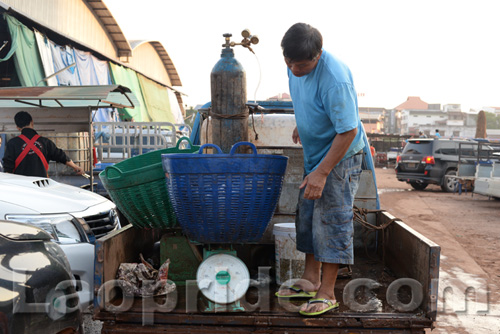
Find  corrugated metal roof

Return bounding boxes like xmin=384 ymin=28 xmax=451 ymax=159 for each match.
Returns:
xmin=0 ymin=85 xmax=138 ymax=109
xmin=129 ymin=40 xmax=182 ymax=87
xmin=85 ymin=0 xmax=132 ymax=57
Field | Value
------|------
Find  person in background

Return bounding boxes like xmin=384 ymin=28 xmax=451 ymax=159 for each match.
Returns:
xmin=275 ymin=23 xmax=364 ymax=317
xmin=435 ymin=129 xmax=441 ymax=138
xmin=419 ymin=131 xmax=427 ymax=138
xmin=370 ymin=142 xmax=376 ymax=157
xmin=2 ymin=111 xmax=84 ymax=178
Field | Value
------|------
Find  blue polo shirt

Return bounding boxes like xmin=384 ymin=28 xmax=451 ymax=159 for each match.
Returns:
xmin=288 ymin=49 xmax=365 ymax=174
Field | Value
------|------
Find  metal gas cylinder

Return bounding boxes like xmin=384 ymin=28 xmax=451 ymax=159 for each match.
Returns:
xmin=210 ymin=33 xmax=248 ymax=153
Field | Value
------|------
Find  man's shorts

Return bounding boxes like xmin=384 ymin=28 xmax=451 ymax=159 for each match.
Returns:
xmin=295 ymin=154 xmax=362 ymax=264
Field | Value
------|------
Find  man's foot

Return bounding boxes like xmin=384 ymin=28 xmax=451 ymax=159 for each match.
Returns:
xmin=275 ymin=279 xmax=320 ymax=297
xmin=275 ymin=285 xmax=317 ymax=298
xmin=299 ymin=298 xmax=339 ymax=316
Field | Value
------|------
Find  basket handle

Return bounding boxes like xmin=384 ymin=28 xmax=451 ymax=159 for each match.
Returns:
xmin=229 ymin=142 xmax=257 ymax=156
xmin=175 ymin=136 xmax=195 ymax=150
xmin=198 ymin=143 xmax=223 ymax=154
xmin=103 ymin=165 xmax=123 ymax=180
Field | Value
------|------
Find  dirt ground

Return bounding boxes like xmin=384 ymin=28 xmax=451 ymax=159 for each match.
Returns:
xmin=376 ymin=167 xmax=500 ymax=333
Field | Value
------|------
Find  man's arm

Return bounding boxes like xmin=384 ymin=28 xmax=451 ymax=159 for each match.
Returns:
xmin=65 ymin=160 xmax=84 ymax=175
xmin=300 ymin=127 xmax=357 ymax=200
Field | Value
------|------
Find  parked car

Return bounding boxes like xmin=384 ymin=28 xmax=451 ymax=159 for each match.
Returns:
xmin=395 ymin=138 xmax=486 ymax=192
xmin=0 ymin=220 xmax=82 ymax=333
xmin=386 ymin=147 xmax=400 ymax=162
xmin=0 ymin=172 xmax=121 ymax=308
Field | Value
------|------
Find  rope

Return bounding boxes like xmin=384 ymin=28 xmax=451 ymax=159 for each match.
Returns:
xmin=208 ymin=109 xmax=248 ymax=120
xmin=353 ymin=205 xmax=403 ymax=265
xmin=199 ymin=106 xmax=260 ymax=143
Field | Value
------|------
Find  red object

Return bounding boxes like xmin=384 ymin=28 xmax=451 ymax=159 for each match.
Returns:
xmin=422 ymin=156 xmax=435 ymax=164
xmin=14 ymin=134 xmax=49 ymax=172
xmin=92 ymin=147 xmax=97 ymax=167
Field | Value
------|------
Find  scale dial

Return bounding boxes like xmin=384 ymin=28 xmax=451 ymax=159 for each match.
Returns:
xmin=196 ymin=253 xmax=250 ymax=304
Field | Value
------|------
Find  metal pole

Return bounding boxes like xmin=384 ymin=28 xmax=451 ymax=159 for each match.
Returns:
xmin=89 ymin=107 xmax=94 ymax=192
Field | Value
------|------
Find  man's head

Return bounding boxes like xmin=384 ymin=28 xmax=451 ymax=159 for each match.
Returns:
xmin=14 ymin=111 xmax=33 ymax=129
xmin=281 ymin=23 xmax=323 ymax=77
xmin=435 ymin=129 xmax=439 ymax=133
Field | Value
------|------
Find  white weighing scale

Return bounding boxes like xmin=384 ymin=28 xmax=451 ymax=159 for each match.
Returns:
xmin=196 ymin=249 xmax=250 ymax=312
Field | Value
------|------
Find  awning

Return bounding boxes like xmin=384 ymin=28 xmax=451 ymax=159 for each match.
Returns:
xmin=0 ymin=85 xmax=138 ymax=133
xmin=0 ymin=85 xmax=138 ymax=109
xmin=0 ymin=84 xmax=139 ymax=191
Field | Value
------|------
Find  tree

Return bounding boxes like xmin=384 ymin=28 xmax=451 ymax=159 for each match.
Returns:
xmin=484 ymin=111 xmax=500 ymax=129
xmin=475 ymin=110 xmax=487 ymax=138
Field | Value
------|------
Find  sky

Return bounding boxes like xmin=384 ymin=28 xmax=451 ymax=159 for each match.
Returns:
xmin=103 ymin=0 xmax=500 ymax=112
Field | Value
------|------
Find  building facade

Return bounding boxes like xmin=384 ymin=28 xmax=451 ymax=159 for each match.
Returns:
xmin=0 ymin=0 xmax=184 ymax=122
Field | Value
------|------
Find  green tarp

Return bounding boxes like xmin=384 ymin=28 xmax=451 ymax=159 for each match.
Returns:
xmin=110 ymin=63 xmax=175 ymax=122
xmin=137 ymin=73 xmax=174 ymax=123
xmin=109 ymin=63 xmax=149 ymax=121
xmin=0 ymin=14 xmax=46 ymax=87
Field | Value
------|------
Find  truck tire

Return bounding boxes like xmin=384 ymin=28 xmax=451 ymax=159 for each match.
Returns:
xmin=441 ymin=170 xmax=457 ymax=192
xmin=410 ymin=182 xmax=428 ymax=191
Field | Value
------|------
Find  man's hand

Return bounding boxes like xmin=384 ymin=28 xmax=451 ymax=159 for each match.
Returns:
xmin=66 ymin=160 xmax=84 ymax=176
xmin=73 ymin=165 xmax=84 ymax=176
xmin=299 ymin=169 xmax=328 ymax=200
xmin=292 ymin=126 xmax=301 ymax=144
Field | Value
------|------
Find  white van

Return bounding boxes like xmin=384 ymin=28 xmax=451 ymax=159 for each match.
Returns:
xmin=0 ymin=172 xmax=120 ymax=308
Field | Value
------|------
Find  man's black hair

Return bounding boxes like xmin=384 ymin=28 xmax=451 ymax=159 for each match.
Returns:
xmin=14 ymin=111 xmax=32 ymax=128
xmin=281 ymin=23 xmax=323 ymax=61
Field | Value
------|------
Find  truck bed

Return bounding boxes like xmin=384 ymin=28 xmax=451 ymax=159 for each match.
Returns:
xmin=94 ymin=211 xmax=439 ymax=333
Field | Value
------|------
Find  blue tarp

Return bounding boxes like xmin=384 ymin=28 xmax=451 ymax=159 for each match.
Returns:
xmin=34 ymin=30 xmax=58 ymax=86
xmin=74 ymin=49 xmax=111 ymax=86
xmin=50 ymin=43 xmax=81 ymax=86
xmin=74 ymin=49 xmax=115 ymax=122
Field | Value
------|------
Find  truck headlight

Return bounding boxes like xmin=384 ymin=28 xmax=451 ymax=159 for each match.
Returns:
xmin=5 ymin=214 xmax=84 ymax=244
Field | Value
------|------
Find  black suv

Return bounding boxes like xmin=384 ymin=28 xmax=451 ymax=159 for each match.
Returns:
xmin=395 ymin=138 xmax=483 ymax=192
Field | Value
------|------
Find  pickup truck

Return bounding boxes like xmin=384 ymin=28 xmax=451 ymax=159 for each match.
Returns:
xmin=93 ymin=114 xmax=440 ymax=333
xmin=0 ymin=172 xmax=121 ymax=308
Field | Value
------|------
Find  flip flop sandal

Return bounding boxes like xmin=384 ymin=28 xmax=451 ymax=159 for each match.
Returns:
xmin=275 ymin=285 xmax=317 ymax=298
xmin=299 ymin=298 xmax=339 ymax=316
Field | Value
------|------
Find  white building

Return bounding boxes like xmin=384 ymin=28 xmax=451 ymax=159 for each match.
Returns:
xmin=393 ymin=97 xmax=477 ymax=138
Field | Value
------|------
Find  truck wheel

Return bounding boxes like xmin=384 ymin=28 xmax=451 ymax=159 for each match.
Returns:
xmin=410 ymin=182 xmax=428 ymax=190
xmin=441 ymin=170 xmax=457 ymax=192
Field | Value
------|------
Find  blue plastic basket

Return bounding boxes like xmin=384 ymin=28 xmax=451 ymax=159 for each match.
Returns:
xmin=161 ymin=142 xmax=288 ymax=243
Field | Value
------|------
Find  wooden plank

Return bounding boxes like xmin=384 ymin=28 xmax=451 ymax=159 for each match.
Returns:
xmin=94 ymin=225 xmax=164 ymax=311
xmin=379 ymin=211 xmax=440 ymax=321
xmin=102 ymin=322 xmax=424 ymax=334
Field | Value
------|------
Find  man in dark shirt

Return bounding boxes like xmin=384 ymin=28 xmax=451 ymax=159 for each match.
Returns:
xmin=2 ymin=111 xmax=84 ymax=178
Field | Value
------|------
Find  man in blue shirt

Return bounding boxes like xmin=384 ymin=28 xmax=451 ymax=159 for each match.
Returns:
xmin=275 ymin=23 xmax=365 ymax=316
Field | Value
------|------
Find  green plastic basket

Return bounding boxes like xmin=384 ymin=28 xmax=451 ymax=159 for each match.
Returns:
xmin=100 ymin=137 xmax=199 ymax=228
